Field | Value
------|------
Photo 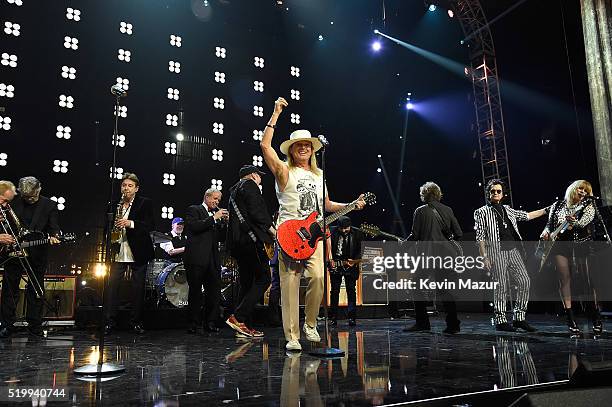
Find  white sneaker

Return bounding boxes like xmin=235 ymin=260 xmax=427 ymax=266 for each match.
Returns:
xmin=302 ymin=323 xmax=321 ymax=342
xmin=286 ymin=339 xmax=302 ymax=351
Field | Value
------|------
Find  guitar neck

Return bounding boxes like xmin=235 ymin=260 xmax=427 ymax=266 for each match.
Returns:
xmin=20 ymin=238 xmax=51 ymax=249
xmin=378 ymin=231 xmax=403 ymax=241
xmin=317 ymin=201 xmax=359 ymax=228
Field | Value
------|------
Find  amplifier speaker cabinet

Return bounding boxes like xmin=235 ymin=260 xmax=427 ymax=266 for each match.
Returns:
xmin=0 ymin=275 xmax=76 ymax=320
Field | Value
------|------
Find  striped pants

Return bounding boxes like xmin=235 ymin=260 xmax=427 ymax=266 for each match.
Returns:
xmin=491 ymin=248 xmax=530 ymax=324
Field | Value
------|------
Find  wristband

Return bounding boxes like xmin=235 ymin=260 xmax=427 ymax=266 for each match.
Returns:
xmin=266 ymin=124 xmax=276 ymax=129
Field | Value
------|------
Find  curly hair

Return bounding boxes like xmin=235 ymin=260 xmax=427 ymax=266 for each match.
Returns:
xmin=485 ymin=178 xmax=505 ymax=200
xmin=420 ymin=182 xmax=442 ymax=203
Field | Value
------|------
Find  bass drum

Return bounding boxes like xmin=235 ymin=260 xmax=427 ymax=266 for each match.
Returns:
xmin=156 ymin=262 xmax=189 ymax=308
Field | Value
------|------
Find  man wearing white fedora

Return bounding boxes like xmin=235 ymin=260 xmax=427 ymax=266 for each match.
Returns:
xmin=260 ymin=97 xmax=365 ymax=352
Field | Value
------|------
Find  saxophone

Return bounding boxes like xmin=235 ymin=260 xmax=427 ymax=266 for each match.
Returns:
xmin=110 ymin=194 xmax=125 ymax=244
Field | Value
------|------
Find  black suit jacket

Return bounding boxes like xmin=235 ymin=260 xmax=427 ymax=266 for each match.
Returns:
xmin=330 ymin=227 xmax=364 ymax=260
xmin=10 ymin=195 xmax=60 ymax=262
xmin=226 ymin=179 xmax=273 ymax=251
xmin=184 ymin=204 xmax=223 ymax=268
xmin=113 ymin=195 xmax=155 ymax=264
xmin=409 ymin=201 xmax=462 ymax=257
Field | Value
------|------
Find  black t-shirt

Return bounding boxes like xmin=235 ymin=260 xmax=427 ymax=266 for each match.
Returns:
xmin=165 ymin=233 xmax=186 ymax=263
xmin=492 ymin=204 xmax=518 ymax=249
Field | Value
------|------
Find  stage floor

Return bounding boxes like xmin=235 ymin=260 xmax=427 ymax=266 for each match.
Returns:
xmin=0 ymin=314 xmax=611 ymax=406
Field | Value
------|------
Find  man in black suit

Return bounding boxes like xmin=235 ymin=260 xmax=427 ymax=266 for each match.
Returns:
xmin=329 ymin=216 xmax=364 ymax=327
xmin=225 ymin=165 xmax=275 ymax=338
xmin=184 ymin=188 xmax=228 ymax=333
xmin=1 ymin=177 xmax=60 ymax=338
xmin=104 ymin=173 xmax=154 ymax=335
xmin=404 ymin=181 xmax=463 ymax=334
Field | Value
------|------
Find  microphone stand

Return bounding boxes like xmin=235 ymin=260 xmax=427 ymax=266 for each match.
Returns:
xmin=74 ymin=88 xmax=126 ymax=377
xmin=308 ymin=136 xmax=344 ymax=358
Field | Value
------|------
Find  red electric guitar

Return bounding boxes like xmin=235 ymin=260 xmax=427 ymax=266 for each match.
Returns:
xmin=277 ymin=192 xmax=376 ymax=260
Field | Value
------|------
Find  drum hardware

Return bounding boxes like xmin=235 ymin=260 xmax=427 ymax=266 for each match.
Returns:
xmin=156 ymin=262 xmax=189 ymax=308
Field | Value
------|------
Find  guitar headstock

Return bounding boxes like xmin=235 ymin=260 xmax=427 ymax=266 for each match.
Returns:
xmin=59 ymin=233 xmax=77 ymax=243
xmin=362 ymin=192 xmax=376 ymax=206
xmin=359 ymin=223 xmax=381 ymax=237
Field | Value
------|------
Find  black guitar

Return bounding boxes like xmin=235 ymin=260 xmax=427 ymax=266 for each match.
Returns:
xmin=358 ymin=223 xmax=405 ymax=242
xmin=1 ymin=232 xmax=76 ymax=258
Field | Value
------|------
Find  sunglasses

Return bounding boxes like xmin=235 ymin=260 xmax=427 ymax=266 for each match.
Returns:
xmin=490 ymin=189 xmax=503 ymax=195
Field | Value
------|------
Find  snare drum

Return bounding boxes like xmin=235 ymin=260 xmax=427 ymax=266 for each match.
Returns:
xmin=156 ymin=262 xmax=189 ymax=308
xmin=146 ymin=259 xmax=167 ymax=288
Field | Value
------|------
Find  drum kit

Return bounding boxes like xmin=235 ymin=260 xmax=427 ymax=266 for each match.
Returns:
xmin=146 ymin=232 xmax=239 ymax=309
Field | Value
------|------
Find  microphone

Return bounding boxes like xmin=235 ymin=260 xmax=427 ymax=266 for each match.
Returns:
xmin=318 ymin=135 xmax=329 ymax=147
xmin=110 ymin=84 xmax=127 ymax=98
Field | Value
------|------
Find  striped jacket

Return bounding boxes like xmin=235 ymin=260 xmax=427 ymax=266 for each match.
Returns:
xmin=474 ymin=205 xmax=529 ymax=257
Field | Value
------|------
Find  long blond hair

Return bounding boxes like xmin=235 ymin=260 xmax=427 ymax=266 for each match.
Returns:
xmin=564 ymin=180 xmax=593 ymax=206
xmin=286 ymin=144 xmax=322 ymax=176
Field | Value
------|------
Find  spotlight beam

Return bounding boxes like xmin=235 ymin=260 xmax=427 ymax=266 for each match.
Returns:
xmin=377 ymin=156 xmax=407 ymax=237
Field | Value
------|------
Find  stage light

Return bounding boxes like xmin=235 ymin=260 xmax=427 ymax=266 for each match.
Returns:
xmin=6 ymin=0 xmax=23 ymax=6
xmin=318 ymin=35 xmax=323 ymax=41
xmin=428 ymin=4 xmax=436 ymax=12
xmin=254 ymin=56 xmax=265 ymax=68
xmin=59 ymin=94 xmax=74 ymax=109
xmin=211 ymin=179 xmax=222 ymax=190
xmin=62 ymin=66 xmax=77 ymax=80
xmin=1 ymin=53 xmax=17 ymax=68
xmin=4 ymin=21 xmax=20 ymax=36
xmin=161 ymin=206 xmax=174 ymax=219
xmin=290 ymin=113 xmax=300 ymax=124
xmin=118 ymin=49 xmax=131 ymax=62
xmin=290 ymin=66 xmax=300 ymax=77
xmin=64 ymin=36 xmax=79 ymax=50
xmin=166 ymin=114 xmax=178 ymax=126
xmin=170 ymin=34 xmax=182 ymax=47
xmin=212 ymin=149 xmax=223 ymax=161
xmin=215 ymin=47 xmax=226 ymax=59
xmin=175 ymin=132 xmax=184 ymax=141
xmin=448 ymin=9 xmax=454 ymax=18
xmin=252 ymin=155 xmax=263 ymax=167
xmin=213 ymin=97 xmax=225 ymax=109
xmin=164 ymin=142 xmax=177 ymax=155
xmin=163 ymin=173 xmax=176 ymax=186
xmin=115 ymin=77 xmax=129 ymax=91
xmin=0 ymin=83 xmax=14 ymax=98
xmin=81 ymin=280 xmax=87 ymax=286
xmin=290 ymin=89 xmax=300 ymax=100
xmin=109 ymin=167 xmax=124 ymax=179
xmin=253 ymin=105 xmax=263 ymax=117
xmin=377 ymin=168 xmax=381 ymax=173
xmin=330 ymin=21 xmax=334 ymax=25
xmin=372 ymin=41 xmax=382 ymax=51
xmin=405 ymin=102 xmax=413 ymax=110
xmin=50 ymin=196 xmax=66 ymax=211
xmin=167 ymin=61 xmax=180 ymax=74
xmin=373 ymin=29 xmax=379 ymax=34
xmin=52 ymin=160 xmax=69 ymax=174
xmin=377 ymin=154 xmax=381 ymax=158
xmin=0 ymin=115 xmax=11 ymax=130
xmin=167 ymin=87 xmax=179 ymax=100
xmin=0 ymin=153 xmax=7 ymax=166
xmin=203 ymin=0 xmax=209 ymax=6
xmin=253 ymin=81 xmax=264 ymax=92
xmin=114 ymin=105 xmax=127 ymax=118
xmin=252 ymin=130 xmax=263 ymax=141
xmin=93 ymin=263 xmax=107 ymax=278
xmin=56 ymin=125 xmax=71 ymax=140
xmin=212 ymin=122 xmax=224 ymax=134
xmin=119 ymin=21 xmax=133 ymax=35
xmin=214 ymin=71 xmax=226 ymax=83
xmin=66 ymin=7 xmax=81 ymax=21
xmin=112 ymin=134 xmax=126 ymax=147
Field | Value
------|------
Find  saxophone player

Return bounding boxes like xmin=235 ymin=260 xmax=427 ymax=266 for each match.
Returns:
xmin=104 ymin=173 xmax=154 ymax=335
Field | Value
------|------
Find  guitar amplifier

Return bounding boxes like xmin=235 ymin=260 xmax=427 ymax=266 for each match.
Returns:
xmin=0 ymin=275 xmax=76 ymax=320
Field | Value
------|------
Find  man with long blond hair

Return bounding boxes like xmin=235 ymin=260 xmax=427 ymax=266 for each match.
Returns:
xmin=260 ymin=97 xmax=365 ymax=352
xmin=0 ymin=181 xmax=17 ymax=246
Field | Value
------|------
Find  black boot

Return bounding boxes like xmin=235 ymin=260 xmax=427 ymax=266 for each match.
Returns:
xmin=591 ymin=306 xmax=603 ymax=336
xmin=566 ymin=308 xmax=581 ymax=335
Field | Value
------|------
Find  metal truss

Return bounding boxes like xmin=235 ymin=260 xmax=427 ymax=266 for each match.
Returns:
xmin=450 ymin=0 xmax=514 ymax=205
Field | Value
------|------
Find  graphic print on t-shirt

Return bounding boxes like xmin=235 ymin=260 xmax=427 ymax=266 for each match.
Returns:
xmin=296 ymin=177 xmax=318 ymax=217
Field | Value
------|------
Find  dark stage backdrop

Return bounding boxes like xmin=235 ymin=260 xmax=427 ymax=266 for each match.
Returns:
xmin=0 ymin=0 xmax=593 ymax=267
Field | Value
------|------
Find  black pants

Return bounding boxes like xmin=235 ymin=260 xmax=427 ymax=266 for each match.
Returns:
xmin=184 ymin=261 xmax=220 ymax=325
xmin=329 ymin=271 xmax=358 ymax=319
xmin=1 ymin=258 xmax=46 ymax=328
xmin=233 ymin=242 xmax=271 ymax=324
xmin=104 ymin=262 xmax=147 ymax=325
xmin=413 ymin=269 xmax=459 ymax=328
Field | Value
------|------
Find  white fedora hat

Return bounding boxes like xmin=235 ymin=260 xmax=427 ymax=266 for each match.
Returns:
xmin=279 ymin=130 xmax=323 ymax=155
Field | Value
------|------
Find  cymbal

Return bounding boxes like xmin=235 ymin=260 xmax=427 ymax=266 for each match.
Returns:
xmin=150 ymin=231 xmax=172 ymax=244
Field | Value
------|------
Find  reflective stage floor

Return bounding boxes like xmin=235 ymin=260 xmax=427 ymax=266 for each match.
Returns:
xmin=0 ymin=314 xmax=611 ymax=406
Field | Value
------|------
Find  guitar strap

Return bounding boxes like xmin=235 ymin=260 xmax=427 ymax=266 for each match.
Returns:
xmin=428 ymin=204 xmax=454 ymax=240
xmin=229 ymin=180 xmax=257 ymax=243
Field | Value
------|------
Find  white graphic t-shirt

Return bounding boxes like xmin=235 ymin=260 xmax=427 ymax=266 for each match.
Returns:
xmin=276 ymin=166 xmax=326 ymax=225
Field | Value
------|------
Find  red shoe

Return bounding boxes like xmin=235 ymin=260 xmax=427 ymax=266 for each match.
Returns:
xmin=248 ymin=327 xmax=264 ymax=338
xmin=225 ymin=315 xmax=252 ymax=337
